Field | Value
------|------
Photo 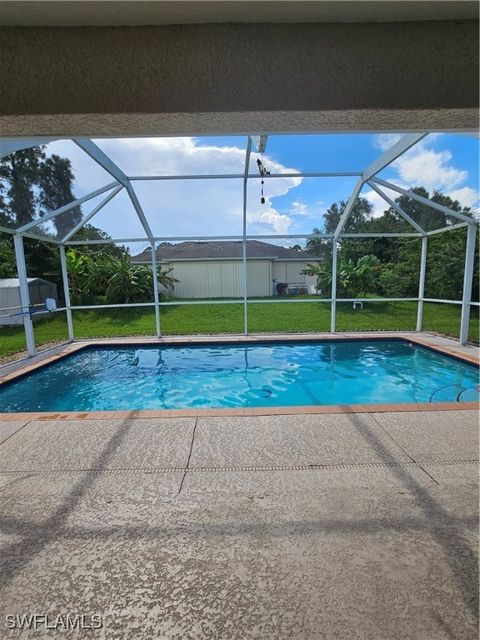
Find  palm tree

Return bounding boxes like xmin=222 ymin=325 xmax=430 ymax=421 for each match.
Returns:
xmin=156 ymin=265 xmax=177 ymax=294
xmin=65 ymin=249 xmax=92 ymax=304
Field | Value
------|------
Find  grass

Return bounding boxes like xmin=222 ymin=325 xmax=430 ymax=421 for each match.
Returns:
xmin=0 ymin=300 xmax=478 ymax=360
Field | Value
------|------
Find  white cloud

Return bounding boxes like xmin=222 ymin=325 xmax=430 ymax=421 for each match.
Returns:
xmin=373 ymin=133 xmax=469 ymax=192
xmin=362 ymin=184 xmax=406 ymax=219
xmin=44 ymin=137 xmax=303 ymax=240
xmin=372 ymin=134 xmax=479 ymax=217
xmin=393 ymin=145 xmax=467 ymax=191
xmin=252 ymin=208 xmax=292 ymax=234
xmin=290 ymin=201 xmax=309 ymax=216
xmin=362 ymin=188 xmax=389 ymax=219
xmin=364 ymin=180 xmax=480 ymax=226
xmin=446 ymin=186 xmax=479 ymax=210
xmin=40 ymin=134 xmax=478 ymax=241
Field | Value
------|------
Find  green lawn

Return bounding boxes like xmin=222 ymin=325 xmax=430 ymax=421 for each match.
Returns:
xmin=1 ymin=301 xmax=478 ymax=360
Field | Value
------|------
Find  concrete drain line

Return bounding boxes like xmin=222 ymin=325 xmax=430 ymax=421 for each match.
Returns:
xmin=0 ymin=459 xmax=477 ymax=477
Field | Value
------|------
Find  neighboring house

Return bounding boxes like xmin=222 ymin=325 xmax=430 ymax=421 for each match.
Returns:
xmin=0 ymin=278 xmax=58 ymax=325
xmin=132 ymin=240 xmax=323 ymax=299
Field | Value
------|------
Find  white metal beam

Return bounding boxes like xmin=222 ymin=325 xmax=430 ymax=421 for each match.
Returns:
xmin=262 ymin=172 xmax=359 ymax=179
xmin=361 ymin=133 xmax=426 ymax=182
xmin=332 ymin=134 xmax=426 ymax=240
xmin=459 ymin=224 xmax=476 ymax=345
xmin=366 ymin=180 xmax=426 ymax=234
xmin=130 ymin=173 xmax=244 ymax=181
xmin=62 ymin=185 xmax=124 ymax=243
xmin=150 ymin=242 xmax=161 ymax=337
xmin=73 ymin=138 xmax=154 ymax=241
xmin=66 ymin=233 xmax=335 ymax=245
xmin=73 ymin=138 xmax=130 ymax=186
xmin=242 ymin=136 xmax=252 ymax=336
xmin=66 ymin=238 xmax=156 ymax=246
xmin=59 ymin=245 xmax=74 ymax=340
xmin=416 ymin=236 xmax=428 ymax=331
xmin=371 ymin=177 xmax=474 ymax=224
xmin=252 ymin=135 xmax=269 ymax=153
xmin=128 ymin=171 xmax=361 ymax=181
xmin=13 ymin=235 xmax=35 ymax=356
xmin=340 ymin=232 xmax=421 ymax=238
xmin=333 ymin=179 xmax=363 ymax=238
xmin=0 ymin=225 xmax=61 ymax=244
xmin=125 ymin=183 xmax=154 ymax=242
xmin=427 ymin=222 xmax=468 ymax=236
xmin=17 ymin=181 xmax=119 ymax=233
xmin=330 ymin=241 xmax=338 ymax=332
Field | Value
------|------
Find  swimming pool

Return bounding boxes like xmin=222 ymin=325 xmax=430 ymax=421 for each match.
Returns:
xmin=0 ymin=339 xmax=478 ymax=413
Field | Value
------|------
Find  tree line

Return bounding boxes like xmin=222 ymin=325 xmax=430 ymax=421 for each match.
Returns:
xmin=304 ymin=191 xmax=478 ymax=301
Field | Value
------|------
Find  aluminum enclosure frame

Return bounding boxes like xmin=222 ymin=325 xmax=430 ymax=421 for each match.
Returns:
xmin=1 ymin=132 xmax=477 ymax=357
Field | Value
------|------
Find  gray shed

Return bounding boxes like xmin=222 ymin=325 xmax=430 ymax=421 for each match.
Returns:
xmin=0 ymin=278 xmax=58 ymax=325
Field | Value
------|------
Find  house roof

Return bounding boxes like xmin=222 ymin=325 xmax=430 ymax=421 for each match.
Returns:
xmin=132 ymin=240 xmax=323 ymax=263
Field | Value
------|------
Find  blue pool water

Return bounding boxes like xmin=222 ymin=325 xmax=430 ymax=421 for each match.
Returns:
xmin=0 ymin=340 xmax=478 ymax=412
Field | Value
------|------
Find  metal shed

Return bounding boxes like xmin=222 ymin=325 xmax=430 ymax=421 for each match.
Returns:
xmin=0 ymin=278 xmax=58 ymax=325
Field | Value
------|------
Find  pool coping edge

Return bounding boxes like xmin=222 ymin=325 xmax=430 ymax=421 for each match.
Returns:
xmin=0 ymin=401 xmax=478 ymax=422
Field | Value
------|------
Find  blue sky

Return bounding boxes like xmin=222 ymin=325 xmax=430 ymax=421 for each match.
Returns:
xmin=39 ymin=132 xmax=479 ymax=248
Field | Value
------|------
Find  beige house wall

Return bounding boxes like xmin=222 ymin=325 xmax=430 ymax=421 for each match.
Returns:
xmin=166 ymin=260 xmax=272 ymax=299
xmin=162 ymin=260 xmax=323 ymax=299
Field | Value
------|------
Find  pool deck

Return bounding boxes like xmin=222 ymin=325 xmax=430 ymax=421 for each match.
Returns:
xmin=0 ymin=333 xmax=478 ymax=638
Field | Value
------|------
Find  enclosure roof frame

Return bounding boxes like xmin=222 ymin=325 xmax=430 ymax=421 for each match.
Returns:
xmin=0 ymin=132 xmax=477 ymax=244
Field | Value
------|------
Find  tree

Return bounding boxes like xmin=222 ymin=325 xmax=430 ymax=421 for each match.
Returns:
xmin=38 ymin=155 xmax=82 ymax=238
xmin=0 ymin=147 xmax=45 ymax=226
xmin=105 ymin=256 xmax=178 ymax=304
xmin=302 ymin=262 xmax=331 ymax=297
xmin=391 ymin=187 xmax=459 ymax=231
xmin=324 ymin=197 xmax=372 ymax=234
xmin=0 ymin=187 xmax=8 ymax=228
xmin=64 ymin=248 xmax=178 ymax=305
xmin=65 ymin=249 xmax=92 ymax=304
xmin=305 ymin=228 xmax=331 ymax=262
xmin=0 ymin=234 xmax=16 ymax=278
xmin=309 ymin=188 xmax=477 ymax=300
xmin=306 ymin=198 xmax=372 ymax=256
xmin=68 ymin=225 xmax=124 ymax=258
xmin=374 ymin=191 xmax=476 ymax=299
xmin=303 ymin=254 xmax=381 ymax=298
xmin=0 ymin=147 xmax=155 ymax=303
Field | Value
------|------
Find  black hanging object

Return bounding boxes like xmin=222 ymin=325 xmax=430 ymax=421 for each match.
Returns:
xmin=257 ymin=157 xmax=270 ymax=205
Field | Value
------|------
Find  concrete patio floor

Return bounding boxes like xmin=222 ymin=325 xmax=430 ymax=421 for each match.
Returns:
xmin=0 ymin=410 xmax=478 ymax=639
